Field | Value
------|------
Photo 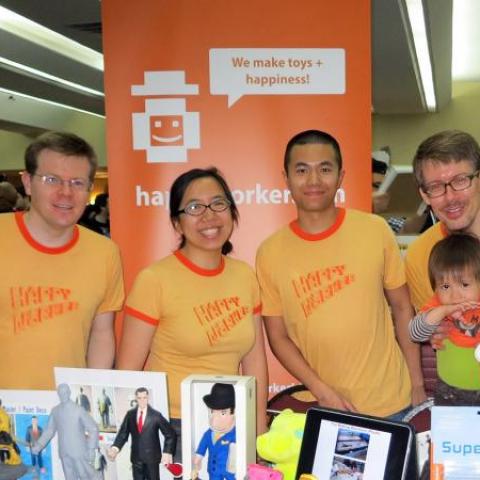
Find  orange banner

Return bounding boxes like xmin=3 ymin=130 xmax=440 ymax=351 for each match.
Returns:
xmin=102 ymin=0 xmax=371 ymax=392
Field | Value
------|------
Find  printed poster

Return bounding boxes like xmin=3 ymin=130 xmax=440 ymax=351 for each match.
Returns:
xmin=102 ymin=0 xmax=371 ymax=390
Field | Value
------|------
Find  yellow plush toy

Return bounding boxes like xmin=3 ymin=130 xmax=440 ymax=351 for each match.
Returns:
xmin=0 ymin=404 xmax=29 ymax=479
xmin=256 ymin=409 xmax=306 ymax=480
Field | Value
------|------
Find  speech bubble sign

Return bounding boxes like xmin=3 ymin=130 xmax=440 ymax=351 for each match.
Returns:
xmin=209 ymin=48 xmax=345 ymax=107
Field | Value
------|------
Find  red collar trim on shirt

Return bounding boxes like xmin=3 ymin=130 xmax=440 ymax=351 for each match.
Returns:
xmin=15 ymin=211 xmax=79 ymax=254
xmin=174 ymin=250 xmax=225 ymax=276
xmin=289 ymin=208 xmax=346 ymax=241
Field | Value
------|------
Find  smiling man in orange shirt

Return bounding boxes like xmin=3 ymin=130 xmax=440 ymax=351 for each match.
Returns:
xmin=0 ymin=131 xmax=124 ymax=389
xmin=256 ymin=129 xmax=425 ymax=418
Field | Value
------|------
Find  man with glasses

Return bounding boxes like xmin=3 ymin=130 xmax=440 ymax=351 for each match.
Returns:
xmin=0 ymin=131 xmax=124 ymax=390
xmin=405 ymin=131 xmax=480 ymax=397
xmin=406 ymin=130 xmax=480 ymax=310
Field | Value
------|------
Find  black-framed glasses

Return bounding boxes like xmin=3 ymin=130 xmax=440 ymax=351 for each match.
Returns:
xmin=178 ymin=198 xmax=231 ymax=216
xmin=421 ymin=171 xmax=480 ymax=198
xmin=32 ymin=174 xmax=92 ymax=192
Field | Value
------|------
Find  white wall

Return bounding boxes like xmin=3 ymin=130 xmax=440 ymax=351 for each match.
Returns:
xmin=373 ymin=82 xmax=480 ymax=167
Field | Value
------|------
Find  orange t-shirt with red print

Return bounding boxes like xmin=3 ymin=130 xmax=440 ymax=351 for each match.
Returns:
xmin=0 ymin=212 xmax=124 ymax=389
xmin=125 ymin=251 xmax=260 ymax=417
xmin=256 ymin=208 xmax=411 ymax=417
xmin=405 ymin=222 xmax=448 ymax=311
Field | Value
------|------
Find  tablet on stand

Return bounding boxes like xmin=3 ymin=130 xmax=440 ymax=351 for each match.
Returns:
xmin=296 ymin=407 xmax=417 ymax=480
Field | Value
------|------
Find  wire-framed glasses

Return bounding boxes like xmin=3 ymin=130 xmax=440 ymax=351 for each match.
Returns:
xmin=178 ymin=198 xmax=231 ymax=216
xmin=32 ymin=174 xmax=92 ymax=192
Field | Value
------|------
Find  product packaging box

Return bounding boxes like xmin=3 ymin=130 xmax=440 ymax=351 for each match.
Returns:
xmin=431 ymin=406 xmax=480 ymax=479
xmin=181 ymin=374 xmax=256 ymax=480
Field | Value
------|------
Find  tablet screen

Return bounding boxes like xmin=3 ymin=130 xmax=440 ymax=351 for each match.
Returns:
xmin=296 ymin=408 xmax=415 ymax=480
xmin=312 ymin=419 xmax=391 ymax=479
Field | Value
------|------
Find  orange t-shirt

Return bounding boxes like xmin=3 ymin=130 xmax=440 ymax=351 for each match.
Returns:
xmin=125 ymin=251 xmax=260 ymax=418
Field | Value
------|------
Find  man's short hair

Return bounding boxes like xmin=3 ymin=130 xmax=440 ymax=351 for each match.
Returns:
xmin=428 ymin=233 xmax=480 ymax=289
xmin=135 ymin=387 xmax=149 ymax=396
xmin=413 ymin=130 xmax=480 ymax=186
xmin=25 ymin=131 xmax=98 ymax=182
xmin=284 ymin=129 xmax=342 ymax=174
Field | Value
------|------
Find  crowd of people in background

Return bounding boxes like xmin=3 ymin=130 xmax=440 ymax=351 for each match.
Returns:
xmin=0 ymin=173 xmax=29 ymax=213
xmin=79 ymin=192 xmax=110 ymax=237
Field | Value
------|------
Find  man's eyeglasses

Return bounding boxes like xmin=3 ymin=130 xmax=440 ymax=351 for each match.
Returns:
xmin=421 ymin=171 xmax=480 ymax=198
xmin=178 ymin=198 xmax=231 ymax=216
xmin=32 ymin=174 xmax=92 ymax=192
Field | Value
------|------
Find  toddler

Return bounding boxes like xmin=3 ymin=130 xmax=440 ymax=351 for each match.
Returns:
xmin=409 ymin=233 xmax=480 ymax=405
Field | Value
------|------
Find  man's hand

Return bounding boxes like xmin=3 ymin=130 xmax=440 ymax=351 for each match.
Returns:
xmin=312 ymin=383 xmax=357 ymax=412
xmin=107 ymin=446 xmax=118 ymax=461
xmin=191 ymin=468 xmax=200 ymax=480
xmin=161 ymin=453 xmax=172 ymax=465
xmin=431 ymin=319 xmax=452 ymax=350
xmin=411 ymin=384 xmax=427 ymax=406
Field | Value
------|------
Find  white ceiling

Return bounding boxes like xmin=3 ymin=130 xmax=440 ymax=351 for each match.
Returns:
xmin=0 ymin=0 xmax=477 ymax=135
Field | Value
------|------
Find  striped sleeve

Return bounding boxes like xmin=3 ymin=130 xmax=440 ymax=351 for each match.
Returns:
xmin=409 ymin=311 xmax=437 ymax=342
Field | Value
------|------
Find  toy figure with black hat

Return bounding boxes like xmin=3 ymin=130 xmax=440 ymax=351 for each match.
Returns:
xmin=192 ymin=383 xmax=236 ymax=480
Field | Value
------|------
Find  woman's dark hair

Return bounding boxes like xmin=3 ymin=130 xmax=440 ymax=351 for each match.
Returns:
xmin=169 ymin=167 xmax=239 ymax=255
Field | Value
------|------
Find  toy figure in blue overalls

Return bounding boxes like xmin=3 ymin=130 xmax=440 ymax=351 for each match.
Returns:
xmin=192 ymin=383 xmax=236 ymax=480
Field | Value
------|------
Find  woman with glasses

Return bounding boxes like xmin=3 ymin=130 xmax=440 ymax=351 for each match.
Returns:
xmin=116 ymin=167 xmax=268 ymax=458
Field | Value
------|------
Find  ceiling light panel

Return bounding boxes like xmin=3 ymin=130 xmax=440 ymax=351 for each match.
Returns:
xmin=0 ymin=5 xmax=104 ymax=71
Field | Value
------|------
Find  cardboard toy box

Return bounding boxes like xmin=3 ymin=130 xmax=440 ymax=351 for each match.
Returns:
xmin=181 ymin=374 xmax=256 ymax=480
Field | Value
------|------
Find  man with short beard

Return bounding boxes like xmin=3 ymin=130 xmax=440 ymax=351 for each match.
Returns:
xmin=406 ymin=130 xmax=480 ymax=310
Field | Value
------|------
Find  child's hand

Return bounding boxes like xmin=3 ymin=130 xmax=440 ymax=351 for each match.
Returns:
xmin=427 ymin=302 xmax=479 ymax=350
xmin=447 ymin=301 xmax=480 ymax=321
xmin=427 ymin=303 xmax=479 ymax=349
xmin=425 ymin=302 xmax=480 ymax=326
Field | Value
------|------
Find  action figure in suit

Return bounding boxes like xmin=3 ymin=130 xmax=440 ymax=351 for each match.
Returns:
xmin=108 ymin=387 xmax=176 ymax=480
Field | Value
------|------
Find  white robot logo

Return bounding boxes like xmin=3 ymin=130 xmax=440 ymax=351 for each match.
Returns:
xmin=132 ymin=71 xmax=200 ymax=163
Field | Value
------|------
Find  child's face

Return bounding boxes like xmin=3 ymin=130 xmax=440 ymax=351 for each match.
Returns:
xmin=435 ymin=270 xmax=480 ymax=304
